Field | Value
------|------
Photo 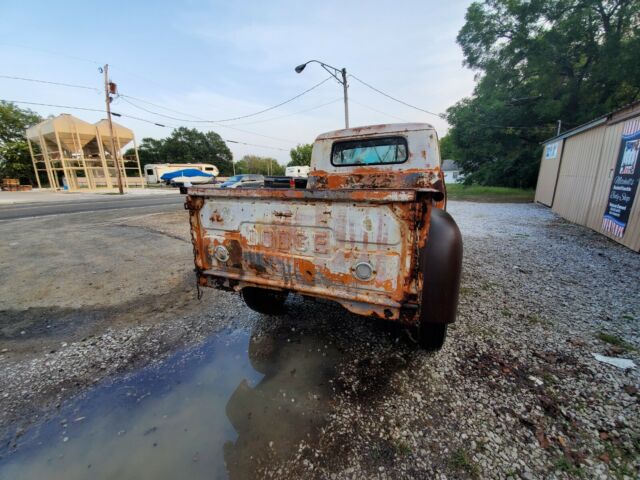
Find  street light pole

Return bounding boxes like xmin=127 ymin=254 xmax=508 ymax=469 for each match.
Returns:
xmin=295 ymin=60 xmax=349 ymax=128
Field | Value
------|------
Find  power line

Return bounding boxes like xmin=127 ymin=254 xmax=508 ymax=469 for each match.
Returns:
xmin=3 ymin=99 xmax=104 ymax=113
xmin=226 ymin=98 xmax=342 ymax=126
xmin=118 ymin=76 xmax=332 ymax=123
xmin=225 ymin=139 xmax=289 ymax=152
xmin=3 ymin=99 xmax=169 ymax=127
xmin=118 ymin=96 xmax=297 ymax=144
xmin=0 ymin=74 xmax=99 ymax=92
xmin=349 ymin=97 xmax=411 ymax=122
xmin=114 ymin=95 xmax=204 ymax=120
xmin=349 ymin=74 xmax=444 ymax=119
xmin=3 ymin=99 xmax=294 ymax=151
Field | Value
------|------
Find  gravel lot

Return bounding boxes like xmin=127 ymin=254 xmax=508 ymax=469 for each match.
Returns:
xmin=1 ymin=201 xmax=638 ymax=479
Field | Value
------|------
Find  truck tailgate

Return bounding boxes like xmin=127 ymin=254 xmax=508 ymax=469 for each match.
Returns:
xmin=186 ymin=188 xmax=427 ymax=320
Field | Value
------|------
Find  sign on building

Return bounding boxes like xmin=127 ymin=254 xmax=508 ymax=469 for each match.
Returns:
xmin=545 ymin=142 xmax=559 ymax=159
xmin=602 ymin=119 xmax=640 ymax=238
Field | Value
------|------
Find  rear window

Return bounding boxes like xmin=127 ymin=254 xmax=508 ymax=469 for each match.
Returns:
xmin=331 ymin=136 xmax=408 ymax=167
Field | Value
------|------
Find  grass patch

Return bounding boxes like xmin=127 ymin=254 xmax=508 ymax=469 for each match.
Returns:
xmin=501 ymin=308 xmax=513 ymax=318
xmin=554 ymin=457 xmax=583 ymax=477
xmin=392 ymin=439 xmax=412 ymax=456
xmin=526 ymin=313 xmax=552 ymax=328
xmin=596 ymin=332 xmax=636 ymax=352
xmin=603 ymin=439 xmax=637 ymax=480
xmin=447 ymin=184 xmax=534 ymax=203
xmin=448 ymin=448 xmax=480 ymax=479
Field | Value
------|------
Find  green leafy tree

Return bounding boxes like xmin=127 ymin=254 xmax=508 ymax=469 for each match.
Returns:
xmin=288 ymin=143 xmax=312 ymax=167
xmin=0 ymin=101 xmax=42 ymax=185
xmin=134 ymin=127 xmax=234 ymax=175
xmin=439 ymin=134 xmax=457 ymax=161
xmin=235 ymin=155 xmax=284 ymax=175
xmin=447 ymin=0 xmax=640 ymax=187
xmin=132 ymin=137 xmax=164 ymax=165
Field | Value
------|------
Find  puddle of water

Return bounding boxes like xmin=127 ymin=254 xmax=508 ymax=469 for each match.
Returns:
xmin=0 ymin=324 xmax=343 ymax=479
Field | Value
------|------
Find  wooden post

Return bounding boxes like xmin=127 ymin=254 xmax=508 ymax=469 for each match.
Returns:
xmin=27 ymin=138 xmax=42 ymax=189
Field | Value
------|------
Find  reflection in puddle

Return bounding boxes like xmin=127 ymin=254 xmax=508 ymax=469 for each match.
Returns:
xmin=0 ymin=323 xmax=343 ymax=479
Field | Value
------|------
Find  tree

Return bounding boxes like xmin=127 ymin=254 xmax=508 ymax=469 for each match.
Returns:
xmin=235 ymin=155 xmax=284 ymax=175
xmin=447 ymin=0 xmax=640 ymax=187
xmin=0 ymin=101 xmax=42 ymax=185
xmin=288 ymin=144 xmax=312 ymax=167
xmin=439 ymin=134 xmax=457 ymax=161
xmin=134 ymin=127 xmax=234 ymax=175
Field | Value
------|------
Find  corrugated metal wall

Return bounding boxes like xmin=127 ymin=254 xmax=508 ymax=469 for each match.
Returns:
xmin=538 ymin=106 xmax=640 ymax=252
xmin=585 ymin=123 xmax=625 ymax=235
xmin=552 ymin=127 xmax=606 ymax=225
xmin=534 ymin=140 xmax=563 ymax=206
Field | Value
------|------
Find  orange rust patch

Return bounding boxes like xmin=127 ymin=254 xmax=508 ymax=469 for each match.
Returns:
xmin=295 ymin=258 xmax=316 ymax=283
xmin=210 ymin=210 xmax=224 ymax=223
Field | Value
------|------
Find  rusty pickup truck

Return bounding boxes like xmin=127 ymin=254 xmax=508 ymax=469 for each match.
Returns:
xmin=185 ymin=123 xmax=462 ymax=350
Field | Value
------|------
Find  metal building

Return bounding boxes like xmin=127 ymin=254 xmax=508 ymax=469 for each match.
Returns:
xmin=26 ymin=113 xmax=144 ymax=191
xmin=535 ymin=101 xmax=640 ymax=251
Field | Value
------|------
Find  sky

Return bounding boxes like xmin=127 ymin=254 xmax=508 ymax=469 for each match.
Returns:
xmin=0 ymin=0 xmax=476 ymax=165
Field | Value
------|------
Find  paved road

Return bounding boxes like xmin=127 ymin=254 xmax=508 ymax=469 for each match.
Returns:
xmin=0 ymin=194 xmax=185 ymax=221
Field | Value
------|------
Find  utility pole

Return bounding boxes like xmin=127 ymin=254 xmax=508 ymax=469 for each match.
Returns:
xmin=103 ymin=64 xmax=124 ymax=194
xmin=556 ymin=120 xmax=562 ymax=136
xmin=341 ymin=68 xmax=349 ymax=128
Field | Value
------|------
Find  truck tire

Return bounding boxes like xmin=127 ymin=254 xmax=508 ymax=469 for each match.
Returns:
xmin=241 ymin=287 xmax=288 ymax=314
xmin=417 ymin=208 xmax=463 ymax=351
xmin=418 ymin=323 xmax=448 ymax=351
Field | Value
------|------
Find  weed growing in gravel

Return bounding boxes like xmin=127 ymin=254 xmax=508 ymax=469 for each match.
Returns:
xmin=541 ymin=371 xmax=556 ymax=385
xmin=554 ymin=457 xmax=583 ymax=477
xmin=596 ymin=332 xmax=636 ymax=352
xmin=603 ymin=439 xmax=637 ymax=480
xmin=448 ymin=448 xmax=480 ymax=479
xmin=525 ymin=313 xmax=552 ymax=328
xmin=621 ymin=314 xmax=634 ymax=321
xmin=392 ymin=439 xmax=412 ymax=456
xmin=459 ymin=286 xmax=474 ymax=296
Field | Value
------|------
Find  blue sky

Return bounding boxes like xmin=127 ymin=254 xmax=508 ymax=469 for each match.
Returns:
xmin=0 ymin=0 xmax=476 ymax=164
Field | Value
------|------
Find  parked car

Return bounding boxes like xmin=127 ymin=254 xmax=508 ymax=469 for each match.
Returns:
xmin=185 ymin=123 xmax=462 ymax=351
xmin=218 ymin=174 xmax=265 ymax=189
xmin=161 ymin=168 xmax=215 ymax=187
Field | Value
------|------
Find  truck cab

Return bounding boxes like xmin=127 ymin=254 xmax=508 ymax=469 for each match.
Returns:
xmin=186 ymin=123 xmax=462 ymax=350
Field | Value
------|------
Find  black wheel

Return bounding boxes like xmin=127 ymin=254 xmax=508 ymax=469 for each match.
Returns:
xmin=417 ymin=322 xmax=447 ymax=351
xmin=241 ymin=287 xmax=288 ymax=314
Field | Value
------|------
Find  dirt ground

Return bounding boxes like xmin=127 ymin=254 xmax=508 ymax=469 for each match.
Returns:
xmin=0 ymin=201 xmax=638 ymax=479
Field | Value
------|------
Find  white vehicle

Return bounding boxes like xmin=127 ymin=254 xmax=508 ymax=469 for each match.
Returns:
xmin=285 ymin=165 xmax=310 ymax=178
xmin=144 ymin=163 xmax=219 ymax=184
xmin=169 ymin=174 xmax=216 ymax=186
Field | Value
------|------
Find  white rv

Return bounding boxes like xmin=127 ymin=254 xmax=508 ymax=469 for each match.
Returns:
xmin=144 ymin=163 xmax=219 ymax=184
xmin=285 ymin=165 xmax=310 ymax=178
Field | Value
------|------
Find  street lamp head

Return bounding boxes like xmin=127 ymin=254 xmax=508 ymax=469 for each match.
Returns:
xmin=294 ymin=63 xmax=307 ymax=73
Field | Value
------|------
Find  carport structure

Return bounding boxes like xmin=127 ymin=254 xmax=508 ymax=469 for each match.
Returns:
xmin=25 ymin=113 xmax=144 ymax=191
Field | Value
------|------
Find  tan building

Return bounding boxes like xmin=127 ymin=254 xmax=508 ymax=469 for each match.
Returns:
xmin=535 ymin=101 xmax=640 ymax=252
xmin=26 ymin=113 xmax=144 ymax=191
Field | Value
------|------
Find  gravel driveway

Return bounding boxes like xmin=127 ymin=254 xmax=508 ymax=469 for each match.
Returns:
xmin=1 ymin=201 xmax=638 ymax=479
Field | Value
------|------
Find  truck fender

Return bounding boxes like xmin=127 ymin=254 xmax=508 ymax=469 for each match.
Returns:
xmin=419 ymin=207 xmax=463 ymax=325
